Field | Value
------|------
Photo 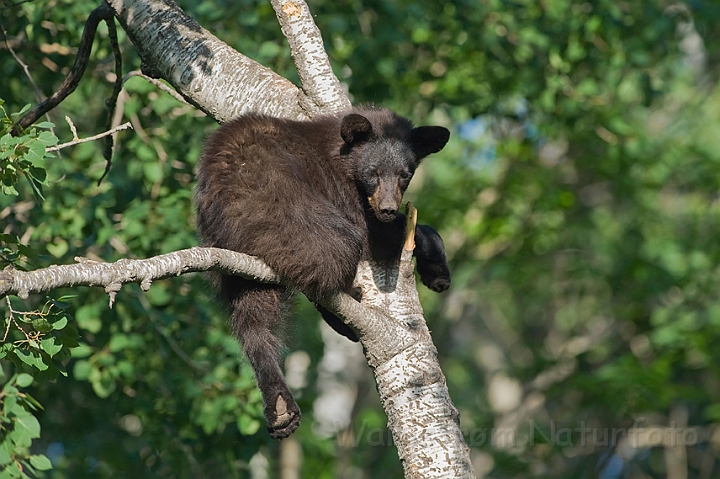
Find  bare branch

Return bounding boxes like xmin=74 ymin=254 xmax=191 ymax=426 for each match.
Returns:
xmin=122 ymin=70 xmax=189 ymax=105
xmin=46 ymin=121 xmax=133 ymax=152
xmin=65 ymin=115 xmax=79 ymax=140
xmin=12 ymin=2 xmax=115 ymax=134
xmin=0 ymin=246 xmax=376 ymax=341
xmin=270 ymin=0 xmax=351 ymax=113
xmin=0 ymin=18 xmax=60 ymax=143
xmin=404 ymin=203 xmax=417 ymax=251
xmin=0 ymin=247 xmax=280 ymax=305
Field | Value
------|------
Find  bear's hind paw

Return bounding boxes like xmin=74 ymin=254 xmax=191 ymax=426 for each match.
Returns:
xmin=267 ymin=394 xmax=301 ymax=439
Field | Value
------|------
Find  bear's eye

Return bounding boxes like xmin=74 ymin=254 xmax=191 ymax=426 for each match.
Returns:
xmin=400 ymin=171 xmax=412 ymax=180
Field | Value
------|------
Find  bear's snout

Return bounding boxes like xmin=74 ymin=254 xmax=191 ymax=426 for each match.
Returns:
xmin=369 ymin=177 xmax=402 ymax=222
xmin=376 ymin=207 xmax=398 ymax=223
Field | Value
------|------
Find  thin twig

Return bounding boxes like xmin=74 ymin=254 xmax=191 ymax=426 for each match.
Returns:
xmin=65 ymin=116 xmax=79 ymax=140
xmin=3 ymin=297 xmax=13 ymax=342
xmin=2 ymin=296 xmax=33 ymax=343
xmin=153 ymin=323 xmax=203 ymax=371
xmin=46 ymin=122 xmax=133 ymax=152
xmin=0 ymin=18 xmax=59 ymax=146
xmin=0 ymin=20 xmax=43 ymax=103
xmin=122 ymin=70 xmax=189 ymax=105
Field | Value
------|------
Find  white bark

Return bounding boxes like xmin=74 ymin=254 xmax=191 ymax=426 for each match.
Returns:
xmin=106 ymin=0 xmax=309 ymax=121
xmin=6 ymin=1 xmax=477 ymax=476
xmin=0 ymin=247 xmax=279 ymax=305
xmin=270 ymin=0 xmax=351 ymax=113
xmin=327 ymin=247 xmax=474 ymax=478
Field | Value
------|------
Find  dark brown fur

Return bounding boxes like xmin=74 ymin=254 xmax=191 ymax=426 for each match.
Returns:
xmin=195 ymin=107 xmax=450 ymax=438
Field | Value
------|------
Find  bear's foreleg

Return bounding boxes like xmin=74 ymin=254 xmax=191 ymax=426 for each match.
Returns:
xmin=414 ymin=224 xmax=452 ymax=293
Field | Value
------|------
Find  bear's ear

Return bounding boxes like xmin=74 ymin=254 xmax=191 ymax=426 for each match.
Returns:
xmin=341 ymin=114 xmax=373 ymax=145
xmin=409 ymin=126 xmax=450 ymax=159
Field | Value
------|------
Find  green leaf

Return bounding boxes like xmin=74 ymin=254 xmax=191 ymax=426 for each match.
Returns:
xmin=29 ymin=455 xmax=52 ymax=471
xmin=109 ymin=334 xmax=129 ymax=352
xmin=72 ymin=360 xmax=92 ymax=380
xmin=90 ymin=374 xmax=116 ymax=399
xmin=75 ymin=305 xmax=102 ymax=333
xmin=1 ymin=183 xmax=19 ymax=196
xmin=0 ymin=461 xmax=22 ymax=479
xmin=0 ymin=441 xmax=11 ymax=465
xmin=27 ymin=166 xmax=47 ymax=184
xmin=36 ymin=131 xmax=58 ymax=146
xmin=31 ymin=317 xmax=52 ymax=333
xmin=14 ymin=411 xmax=41 ymax=441
xmin=14 ymin=349 xmax=37 ymax=367
xmin=46 ymin=239 xmax=68 ymax=258
xmin=15 ymin=373 xmax=33 ymax=388
xmin=70 ymin=344 xmax=93 ymax=358
xmin=51 ymin=315 xmax=68 ymax=330
xmin=40 ymin=337 xmax=63 ymax=357
xmin=237 ymin=414 xmax=261 ymax=436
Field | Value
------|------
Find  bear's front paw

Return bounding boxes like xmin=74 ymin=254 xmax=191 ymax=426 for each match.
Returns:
xmin=423 ymin=273 xmax=451 ymax=293
xmin=418 ymin=259 xmax=451 ymax=293
xmin=267 ymin=394 xmax=302 ymax=439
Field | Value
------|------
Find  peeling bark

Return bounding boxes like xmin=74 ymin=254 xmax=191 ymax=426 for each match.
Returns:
xmin=106 ymin=0 xmax=308 ymax=121
xmin=324 ymin=209 xmax=474 ymax=478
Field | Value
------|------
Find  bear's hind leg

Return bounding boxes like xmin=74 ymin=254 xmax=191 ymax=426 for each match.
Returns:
xmin=222 ymin=276 xmax=301 ymax=439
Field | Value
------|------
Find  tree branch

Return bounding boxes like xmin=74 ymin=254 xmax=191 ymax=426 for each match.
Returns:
xmin=98 ymin=12 xmax=124 ymax=184
xmin=0 ymin=247 xmax=279 ymax=306
xmin=12 ymin=2 xmax=115 ymax=134
xmin=270 ymin=0 xmax=351 ymax=114
xmin=122 ymin=70 xmax=189 ymax=105
xmin=106 ymin=0 xmax=310 ymax=122
xmin=0 ymin=246 xmax=376 ymax=355
xmin=45 ymin=117 xmax=133 ymax=152
xmin=0 ymin=20 xmax=44 ymax=105
xmin=322 ymin=206 xmax=475 ymax=478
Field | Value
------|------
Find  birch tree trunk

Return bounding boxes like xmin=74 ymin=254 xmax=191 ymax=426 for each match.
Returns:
xmin=4 ymin=0 xmax=476 ymax=476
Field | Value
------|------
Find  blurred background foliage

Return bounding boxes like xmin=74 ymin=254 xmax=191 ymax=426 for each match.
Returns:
xmin=2 ymin=0 xmax=720 ymax=477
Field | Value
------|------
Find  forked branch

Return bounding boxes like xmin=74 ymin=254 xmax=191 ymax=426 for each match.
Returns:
xmin=270 ymin=0 xmax=351 ymax=114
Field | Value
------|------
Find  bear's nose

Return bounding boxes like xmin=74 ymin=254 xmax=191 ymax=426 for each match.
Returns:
xmin=377 ymin=206 xmax=397 ymax=222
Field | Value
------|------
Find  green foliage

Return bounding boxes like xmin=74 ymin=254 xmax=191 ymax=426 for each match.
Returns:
xmin=0 ymin=297 xmax=79 ymax=382
xmin=0 ymin=374 xmax=51 ymax=479
xmin=0 ymin=102 xmax=57 ymax=199
xmin=2 ymin=0 xmax=720 ymax=478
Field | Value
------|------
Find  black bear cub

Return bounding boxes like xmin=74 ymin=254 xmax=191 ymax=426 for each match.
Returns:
xmin=195 ymin=107 xmax=451 ymax=439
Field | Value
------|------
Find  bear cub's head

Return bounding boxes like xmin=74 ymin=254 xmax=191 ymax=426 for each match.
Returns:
xmin=340 ymin=112 xmax=450 ymax=223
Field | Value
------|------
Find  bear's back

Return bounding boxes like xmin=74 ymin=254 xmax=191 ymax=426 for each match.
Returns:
xmin=194 ymin=114 xmax=363 ymax=265
xmin=198 ymin=114 xmax=342 ymax=191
